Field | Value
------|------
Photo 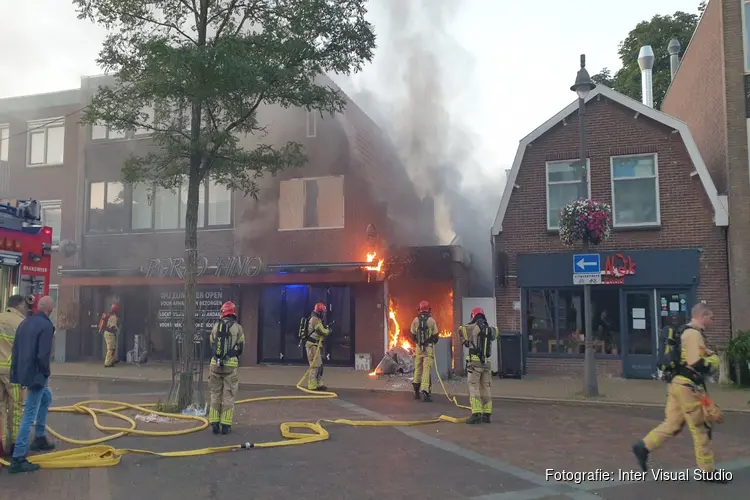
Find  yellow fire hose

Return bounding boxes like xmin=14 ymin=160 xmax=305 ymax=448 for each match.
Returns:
xmin=0 ymin=344 xmax=469 ymax=470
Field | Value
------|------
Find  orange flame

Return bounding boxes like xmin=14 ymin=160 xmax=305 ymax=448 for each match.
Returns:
xmin=365 ymin=251 xmax=384 ymax=272
xmin=438 ymin=330 xmax=452 ymax=338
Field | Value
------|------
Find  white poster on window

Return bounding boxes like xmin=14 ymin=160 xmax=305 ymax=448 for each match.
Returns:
xmin=632 ymin=308 xmax=646 ymax=319
xmin=633 ymin=319 xmax=646 ymax=330
xmin=669 ymin=302 xmax=679 ymax=312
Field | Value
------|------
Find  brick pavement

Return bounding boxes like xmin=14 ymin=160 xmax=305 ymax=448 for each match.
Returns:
xmin=50 ymin=361 xmax=750 ymax=411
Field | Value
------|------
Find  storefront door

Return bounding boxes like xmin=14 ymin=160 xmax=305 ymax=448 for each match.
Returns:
xmin=259 ymin=284 xmax=354 ymax=365
xmin=622 ymin=291 xmax=657 ymax=379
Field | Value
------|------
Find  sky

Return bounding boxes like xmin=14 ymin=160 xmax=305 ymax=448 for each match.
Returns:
xmin=0 ymin=0 xmax=703 ymax=182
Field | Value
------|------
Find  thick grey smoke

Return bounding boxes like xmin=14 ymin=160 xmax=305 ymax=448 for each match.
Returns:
xmin=345 ymin=0 xmax=502 ymax=295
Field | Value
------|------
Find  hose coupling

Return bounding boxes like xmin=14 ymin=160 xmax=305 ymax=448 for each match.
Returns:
xmin=241 ymin=442 xmax=254 ymax=449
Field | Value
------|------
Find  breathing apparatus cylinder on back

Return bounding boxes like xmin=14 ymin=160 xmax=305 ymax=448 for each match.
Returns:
xmin=471 ymin=315 xmax=493 ymax=364
xmin=416 ymin=312 xmax=432 ymax=346
xmin=214 ymin=317 xmax=235 ymax=367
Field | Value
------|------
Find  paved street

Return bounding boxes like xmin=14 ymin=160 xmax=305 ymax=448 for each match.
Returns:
xmin=1 ymin=378 xmax=749 ymax=499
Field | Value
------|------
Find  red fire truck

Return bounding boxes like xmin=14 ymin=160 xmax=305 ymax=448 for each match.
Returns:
xmin=0 ymin=200 xmax=52 ymax=314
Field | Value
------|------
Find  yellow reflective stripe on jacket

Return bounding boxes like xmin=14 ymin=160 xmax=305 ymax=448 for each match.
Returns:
xmin=0 ymin=332 xmax=13 ymax=372
xmin=210 ymin=357 xmax=239 ymax=368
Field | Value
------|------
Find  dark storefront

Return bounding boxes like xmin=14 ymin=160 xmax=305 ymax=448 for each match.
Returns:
xmin=518 ymin=249 xmax=700 ymax=379
xmin=258 ymin=284 xmax=355 ymax=366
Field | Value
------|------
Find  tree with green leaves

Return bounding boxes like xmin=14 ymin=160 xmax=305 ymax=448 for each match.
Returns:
xmin=73 ymin=0 xmax=376 ymax=409
xmin=592 ymin=2 xmax=704 ymax=109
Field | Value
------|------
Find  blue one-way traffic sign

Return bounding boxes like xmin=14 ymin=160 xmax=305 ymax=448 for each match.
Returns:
xmin=573 ymin=253 xmax=601 ymax=274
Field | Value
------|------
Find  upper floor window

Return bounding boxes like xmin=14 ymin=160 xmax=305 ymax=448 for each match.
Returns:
xmin=27 ymin=118 xmax=65 ymax=167
xmin=39 ymin=200 xmax=62 ymax=245
xmin=546 ymin=160 xmax=590 ymax=229
xmin=88 ymin=181 xmax=127 ymax=233
xmin=0 ymin=124 xmax=9 ymax=162
xmin=91 ymin=105 xmax=154 ymax=140
xmin=130 ymin=179 xmax=232 ymax=232
xmin=306 ymin=110 xmax=317 ymax=138
xmin=278 ymin=175 xmax=344 ymax=230
xmin=610 ymin=154 xmax=660 ymax=227
xmin=744 ymin=1 xmax=750 ymax=70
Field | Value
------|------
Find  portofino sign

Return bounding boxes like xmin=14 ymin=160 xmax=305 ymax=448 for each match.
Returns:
xmin=145 ymin=256 xmax=263 ymax=278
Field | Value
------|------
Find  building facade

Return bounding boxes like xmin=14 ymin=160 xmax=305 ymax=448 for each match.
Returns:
xmin=660 ymin=0 xmax=750 ymax=335
xmin=0 ymin=89 xmax=82 ymax=330
xmin=51 ymin=75 xmax=469 ymax=371
xmin=492 ymin=85 xmax=729 ymax=378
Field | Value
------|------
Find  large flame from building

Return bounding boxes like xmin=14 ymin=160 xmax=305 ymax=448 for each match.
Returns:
xmin=365 ymin=252 xmax=384 ymax=272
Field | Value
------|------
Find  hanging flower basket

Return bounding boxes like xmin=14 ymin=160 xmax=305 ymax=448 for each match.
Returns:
xmin=559 ymin=198 xmax=612 ymax=247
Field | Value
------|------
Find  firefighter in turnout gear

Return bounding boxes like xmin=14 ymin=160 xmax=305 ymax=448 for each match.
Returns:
xmin=460 ymin=307 xmax=498 ymax=424
xmin=305 ymin=302 xmax=331 ymax=391
xmin=99 ymin=303 xmax=120 ymax=367
xmin=410 ymin=301 xmax=438 ymax=402
xmin=0 ymin=295 xmax=27 ymax=457
xmin=633 ymin=303 xmax=726 ymax=482
xmin=208 ymin=301 xmax=245 ymax=435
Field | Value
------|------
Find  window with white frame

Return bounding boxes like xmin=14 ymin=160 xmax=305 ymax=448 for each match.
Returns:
xmin=0 ymin=124 xmax=9 ymax=162
xmin=278 ymin=176 xmax=345 ymax=230
xmin=39 ymin=200 xmax=62 ymax=245
xmin=306 ymin=110 xmax=317 ymax=138
xmin=610 ymin=154 xmax=660 ymax=226
xmin=27 ymin=119 xmax=65 ymax=166
xmin=546 ymin=160 xmax=590 ymax=229
xmin=91 ymin=105 xmax=154 ymax=140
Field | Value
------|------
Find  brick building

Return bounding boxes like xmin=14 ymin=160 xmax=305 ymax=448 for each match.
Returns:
xmin=492 ymin=84 xmax=729 ymax=379
xmin=52 ymin=75 xmax=469 ymax=370
xmin=0 ymin=89 xmax=82 ymax=329
xmin=660 ymin=0 xmax=750 ymax=335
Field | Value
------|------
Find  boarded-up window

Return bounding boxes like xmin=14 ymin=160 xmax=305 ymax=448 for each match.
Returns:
xmin=279 ymin=176 xmax=344 ymax=230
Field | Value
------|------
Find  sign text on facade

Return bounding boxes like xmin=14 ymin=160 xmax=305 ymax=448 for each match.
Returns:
xmin=145 ymin=256 xmax=262 ymax=278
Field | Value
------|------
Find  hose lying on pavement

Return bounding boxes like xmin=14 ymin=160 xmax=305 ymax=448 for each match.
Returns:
xmin=0 ymin=348 xmax=469 ymax=470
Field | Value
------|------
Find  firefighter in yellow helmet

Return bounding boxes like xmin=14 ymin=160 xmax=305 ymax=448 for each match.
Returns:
xmin=460 ymin=307 xmax=498 ymax=424
xmin=305 ymin=302 xmax=331 ymax=391
xmin=410 ymin=300 xmax=438 ymax=402
xmin=0 ymin=295 xmax=27 ymax=457
xmin=208 ymin=301 xmax=244 ymax=435
xmin=100 ymin=303 xmax=120 ymax=368
xmin=633 ymin=302 xmax=726 ymax=483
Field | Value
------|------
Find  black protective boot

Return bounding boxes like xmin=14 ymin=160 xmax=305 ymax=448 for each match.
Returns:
xmin=482 ymin=414 xmax=491 ymax=423
xmin=632 ymin=440 xmax=649 ymax=472
xmin=221 ymin=424 xmax=231 ymax=435
xmin=315 ymin=385 xmax=328 ymax=392
xmin=413 ymin=383 xmax=421 ymax=400
xmin=211 ymin=423 xmax=220 ymax=434
xmin=466 ymin=413 xmax=483 ymax=424
xmin=30 ymin=436 xmax=55 ymax=452
xmin=8 ymin=458 xmax=40 ymax=474
xmin=421 ymin=391 xmax=432 ymax=402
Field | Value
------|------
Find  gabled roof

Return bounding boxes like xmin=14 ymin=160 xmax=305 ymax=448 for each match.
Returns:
xmin=491 ymin=85 xmax=728 ymax=235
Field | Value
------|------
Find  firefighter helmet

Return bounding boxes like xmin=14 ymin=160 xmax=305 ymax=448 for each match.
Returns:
xmin=313 ymin=302 xmax=327 ymax=314
xmin=470 ymin=307 xmax=485 ymax=320
xmin=418 ymin=300 xmax=430 ymax=312
xmin=220 ymin=301 xmax=237 ymax=318
xmin=111 ymin=303 xmax=120 ymax=313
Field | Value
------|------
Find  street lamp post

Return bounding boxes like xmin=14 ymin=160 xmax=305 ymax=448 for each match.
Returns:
xmin=570 ymin=54 xmax=598 ymax=397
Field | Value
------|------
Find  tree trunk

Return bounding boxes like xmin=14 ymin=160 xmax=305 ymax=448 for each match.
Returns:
xmin=175 ymin=0 xmax=208 ymax=411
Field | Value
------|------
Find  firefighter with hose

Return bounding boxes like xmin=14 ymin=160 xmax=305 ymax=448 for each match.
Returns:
xmin=459 ymin=307 xmax=498 ymax=424
xmin=208 ymin=301 xmax=244 ymax=435
xmin=301 ymin=302 xmax=332 ymax=391
xmin=0 ymin=295 xmax=27 ymax=457
xmin=632 ymin=302 xmax=726 ymax=482
xmin=99 ymin=303 xmax=120 ymax=368
xmin=410 ymin=300 xmax=439 ymax=402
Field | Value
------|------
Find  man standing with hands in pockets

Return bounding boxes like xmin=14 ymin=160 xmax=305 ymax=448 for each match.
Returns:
xmin=8 ymin=296 xmax=56 ymax=474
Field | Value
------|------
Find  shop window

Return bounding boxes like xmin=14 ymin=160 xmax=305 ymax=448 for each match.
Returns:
xmin=526 ymin=289 xmax=555 ymax=353
xmin=527 ymin=287 xmax=621 ymax=355
xmin=278 ymin=176 xmax=344 ymax=230
xmin=87 ymin=181 xmax=127 ymax=233
xmin=546 ymin=160 xmax=589 ymax=229
xmin=131 ymin=184 xmax=153 ymax=230
xmin=39 ymin=200 xmax=62 ymax=245
xmin=611 ymin=154 xmax=659 ymax=227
